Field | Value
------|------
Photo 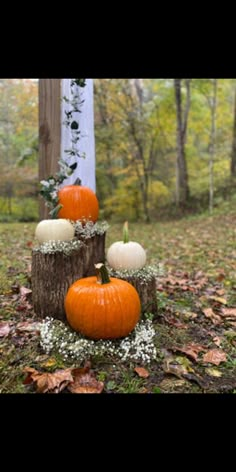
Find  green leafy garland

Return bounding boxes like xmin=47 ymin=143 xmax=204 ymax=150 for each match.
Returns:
xmin=40 ymin=79 xmax=86 ymax=218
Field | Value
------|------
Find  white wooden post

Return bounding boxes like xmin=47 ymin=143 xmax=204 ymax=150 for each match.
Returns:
xmin=60 ymin=79 xmax=96 ymax=191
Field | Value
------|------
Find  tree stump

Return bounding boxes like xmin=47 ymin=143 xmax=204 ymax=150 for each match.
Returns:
xmin=32 ymin=241 xmax=89 ymax=321
xmin=32 ymin=222 xmax=108 ymax=320
xmin=77 ymin=233 xmax=106 ymax=276
xmin=108 ymin=267 xmax=158 ymax=315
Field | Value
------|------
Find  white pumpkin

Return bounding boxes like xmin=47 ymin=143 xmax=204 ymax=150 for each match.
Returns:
xmin=35 ymin=219 xmax=75 ymax=243
xmin=107 ymin=241 xmax=147 ymax=270
xmin=107 ymin=222 xmax=146 ymax=270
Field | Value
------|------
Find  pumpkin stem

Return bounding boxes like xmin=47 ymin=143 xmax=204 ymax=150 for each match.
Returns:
xmin=95 ymin=263 xmax=111 ymax=284
xmin=123 ymin=221 xmax=129 ymax=243
xmin=74 ymin=177 xmax=82 ymax=186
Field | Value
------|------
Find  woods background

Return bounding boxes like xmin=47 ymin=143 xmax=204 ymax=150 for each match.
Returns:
xmin=0 ymin=78 xmax=235 ymax=222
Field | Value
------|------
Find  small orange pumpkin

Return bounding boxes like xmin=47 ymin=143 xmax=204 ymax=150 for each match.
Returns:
xmin=65 ymin=263 xmax=141 ymax=339
xmin=58 ymin=184 xmax=99 ymax=223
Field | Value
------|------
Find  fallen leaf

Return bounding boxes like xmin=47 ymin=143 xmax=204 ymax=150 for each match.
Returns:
xmin=203 ymin=349 xmax=227 ymax=366
xmin=216 ymin=289 xmax=225 ymax=296
xmin=41 ymin=358 xmax=57 ymax=368
xmin=23 ymin=367 xmax=74 ymax=393
xmin=221 ymin=308 xmax=236 ymax=318
xmin=20 ymin=286 xmax=32 ymax=297
xmin=0 ymin=322 xmax=11 ymax=337
xmin=212 ymin=336 xmax=222 ymax=347
xmin=134 ymin=367 xmax=150 ymax=378
xmin=16 ymin=322 xmax=41 ymax=333
xmin=205 ymin=368 xmax=222 ymax=378
xmin=164 ymin=316 xmax=188 ymax=329
xmin=216 ymin=273 xmax=226 ymax=282
xmin=183 ymin=311 xmax=198 ymax=320
xmin=202 ymin=308 xmax=221 ymax=325
xmin=68 ymin=366 xmax=104 ymax=394
xmin=209 ymin=296 xmax=227 ymax=305
xmin=163 ymin=356 xmax=205 ymax=387
xmin=160 ymin=378 xmax=186 ymax=390
xmin=172 ymin=343 xmax=207 ymax=361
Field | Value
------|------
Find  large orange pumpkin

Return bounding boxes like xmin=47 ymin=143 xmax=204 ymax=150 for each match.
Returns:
xmin=65 ymin=263 xmax=141 ymax=339
xmin=58 ymin=185 xmax=99 ymax=222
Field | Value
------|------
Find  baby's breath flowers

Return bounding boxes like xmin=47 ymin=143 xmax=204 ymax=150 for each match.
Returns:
xmin=73 ymin=220 xmax=109 ymax=238
xmin=108 ymin=264 xmax=165 ymax=283
xmin=34 ymin=239 xmax=83 ymax=255
xmin=40 ymin=318 xmax=157 ymax=364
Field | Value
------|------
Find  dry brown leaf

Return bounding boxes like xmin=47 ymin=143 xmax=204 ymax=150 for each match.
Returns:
xmin=163 ymin=358 xmax=189 ymax=378
xmin=134 ymin=367 xmax=150 ymax=378
xmin=40 ymin=358 xmax=57 ymax=368
xmin=221 ymin=308 xmax=236 ymax=318
xmin=203 ymin=349 xmax=227 ymax=366
xmin=202 ymin=308 xmax=222 ymax=325
xmin=212 ymin=336 xmax=222 ymax=347
xmin=172 ymin=343 xmax=207 ymax=361
xmin=183 ymin=312 xmax=198 ymax=320
xmin=216 ymin=289 xmax=225 ymax=296
xmin=209 ymin=296 xmax=227 ymax=305
xmin=205 ymin=368 xmax=222 ymax=378
xmin=68 ymin=366 xmax=104 ymax=394
xmin=16 ymin=322 xmax=41 ymax=333
xmin=23 ymin=367 xmax=74 ymax=393
xmin=20 ymin=286 xmax=32 ymax=297
xmin=160 ymin=378 xmax=186 ymax=390
xmin=0 ymin=322 xmax=11 ymax=337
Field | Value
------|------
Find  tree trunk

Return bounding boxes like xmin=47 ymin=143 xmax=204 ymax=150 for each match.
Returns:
xmin=209 ymin=79 xmax=217 ymax=214
xmin=76 ymin=233 xmax=106 ymax=276
xmin=38 ymin=79 xmax=61 ymax=220
xmin=109 ymin=270 xmax=158 ymax=315
xmin=174 ymin=79 xmax=190 ymax=206
xmin=32 ymin=244 xmax=88 ymax=321
xmin=32 ymin=233 xmax=106 ymax=320
xmin=231 ymin=86 xmax=236 ymax=177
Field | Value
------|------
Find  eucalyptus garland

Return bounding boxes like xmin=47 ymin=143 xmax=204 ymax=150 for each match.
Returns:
xmin=40 ymin=79 xmax=86 ymax=218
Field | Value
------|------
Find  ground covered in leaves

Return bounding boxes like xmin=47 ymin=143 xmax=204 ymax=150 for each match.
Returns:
xmin=0 ymin=206 xmax=236 ymax=393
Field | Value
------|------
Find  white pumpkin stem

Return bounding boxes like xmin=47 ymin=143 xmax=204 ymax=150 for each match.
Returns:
xmin=123 ymin=221 xmax=129 ymax=243
xmin=95 ymin=263 xmax=111 ymax=284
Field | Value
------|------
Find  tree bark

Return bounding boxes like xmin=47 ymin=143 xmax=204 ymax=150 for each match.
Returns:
xmin=38 ymin=79 xmax=61 ymax=220
xmin=76 ymin=233 xmax=106 ymax=276
xmin=109 ymin=270 xmax=158 ymax=315
xmin=174 ymin=79 xmax=190 ymax=206
xmin=32 ymin=233 xmax=106 ymax=320
xmin=231 ymin=86 xmax=236 ymax=177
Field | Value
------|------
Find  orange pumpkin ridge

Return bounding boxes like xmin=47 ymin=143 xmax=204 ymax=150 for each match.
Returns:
xmin=65 ymin=269 xmax=141 ymax=340
xmin=58 ymin=185 xmax=99 ymax=223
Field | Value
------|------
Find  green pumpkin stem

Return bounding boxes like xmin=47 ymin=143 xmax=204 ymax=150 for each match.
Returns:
xmin=123 ymin=221 xmax=129 ymax=243
xmin=95 ymin=263 xmax=111 ymax=284
xmin=74 ymin=177 xmax=82 ymax=186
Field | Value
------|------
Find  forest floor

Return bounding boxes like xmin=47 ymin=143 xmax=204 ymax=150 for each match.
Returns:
xmin=1 ymin=203 xmax=236 ymax=394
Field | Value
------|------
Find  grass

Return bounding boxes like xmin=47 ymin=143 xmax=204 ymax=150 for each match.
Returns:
xmin=0 ymin=201 xmax=236 ymax=393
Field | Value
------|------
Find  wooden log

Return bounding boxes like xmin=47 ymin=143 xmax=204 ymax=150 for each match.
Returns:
xmin=77 ymin=233 xmax=106 ymax=276
xmin=108 ymin=267 xmax=158 ymax=315
xmin=32 ymin=241 xmax=89 ymax=321
xmin=32 ymin=223 xmax=108 ymax=320
xmin=38 ymin=79 xmax=61 ymax=220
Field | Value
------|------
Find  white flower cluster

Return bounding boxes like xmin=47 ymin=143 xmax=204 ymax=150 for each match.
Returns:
xmin=73 ymin=220 xmax=109 ymax=238
xmin=109 ymin=264 xmax=165 ymax=283
xmin=39 ymin=318 xmax=157 ymax=364
xmin=34 ymin=239 xmax=83 ymax=255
